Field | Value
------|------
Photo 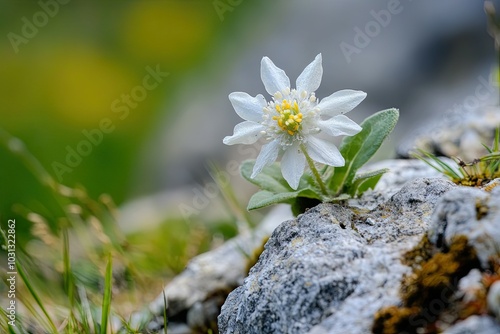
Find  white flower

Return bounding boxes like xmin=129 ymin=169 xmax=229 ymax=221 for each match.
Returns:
xmin=223 ymin=54 xmax=365 ymax=189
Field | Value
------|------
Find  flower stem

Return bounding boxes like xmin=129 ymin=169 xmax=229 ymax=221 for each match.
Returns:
xmin=300 ymin=143 xmax=328 ymax=196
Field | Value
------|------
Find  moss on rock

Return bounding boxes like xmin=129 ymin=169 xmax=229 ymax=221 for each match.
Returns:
xmin=373 ymin=235 xmax=480 ymax=333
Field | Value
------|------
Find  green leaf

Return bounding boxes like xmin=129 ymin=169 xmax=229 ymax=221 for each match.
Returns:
xmin=349 ymin=168 xmax=388 ymax=196
xmin=241 ymin=160 xmax=316 ymax=193
xmin=328 ymin=108 xmax=399 ymax=194
xmin=247 ymin=188 xmax=321 ymax=211
xmin=241 ymin=160 xmax=292 ymax=193
xmin=353 ymin=168 xmax=388 ymax=182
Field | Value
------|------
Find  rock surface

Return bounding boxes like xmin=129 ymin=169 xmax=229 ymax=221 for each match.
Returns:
xmin=218 ymin=178 xmax=455 ymax=334
xmin=359 ymin=158 xmax=447 ymax=196
xmin=428 ymin=185 xmax=500 ymax=267
xmin=219 ymin=176 xmax=500 ymax=334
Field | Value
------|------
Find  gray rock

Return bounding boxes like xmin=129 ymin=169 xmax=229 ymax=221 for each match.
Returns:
xmin=427 ymin=183 xmax=500 ymax=267
xmin=348 ymin=158 xmax=449 ymax=211
xmin=363 ymin=158 xmax=448 ymax=194
xmin=218 ymin=178 xmax=455 ymax=334
xmin=397 ymin=106 xmax=500 ymax=161
xmin=443 ymin=316 xmax=500 ymax=334
xmin=217 ymin=176 xmax=500 ymax=334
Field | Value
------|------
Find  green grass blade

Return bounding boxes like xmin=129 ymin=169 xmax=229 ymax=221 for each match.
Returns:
xmin=1 ymin=308 xmax=21 ymax=334
xmin=240 ymin=160 xmax=292 ymax=194
xmin=16 ymin=262 xmax=58 ymax=333
xmin=412 ymin=152 xmax=441 ymax=171
xmin=0 ymin=226 xmax=57 ymax=333
xmin=100 ymin=254 xmax=113 ymax=334
xmin=0 ymin=128 xmax=57 ymax=190
xmin=480 ymin=152 xmax=500 ymax=162
xmin=432 ymin=157 xmax=463 ymax=179
xmin=117 ymin=315 xmax=136 ymax=333
xmin=207 ymin=161 xmax=255 ymax=230
xmin=163 ymin=289 xmax=168 ymax=334
xmin=482 ymin=143 xmax=494 ymax=154
xmin=62 ymin=227 xmax=74 ymax=307
xmin=77 ymin=285 xmax=96 ymax=333
xmin=415 ymin=150 xmax=462 ymax=179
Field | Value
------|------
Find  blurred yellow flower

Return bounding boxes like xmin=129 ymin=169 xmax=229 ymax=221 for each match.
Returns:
xmin=120 ymin=1 xmax=215 ymax=67
xmin=47 ymin=46 xmax=135 ymax=126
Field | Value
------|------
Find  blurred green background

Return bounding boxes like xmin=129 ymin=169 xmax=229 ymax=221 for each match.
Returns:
xmin=0 ymin=1 xmax=264 ymax=244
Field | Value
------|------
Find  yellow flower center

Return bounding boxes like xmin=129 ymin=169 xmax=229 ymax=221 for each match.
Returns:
xmin=272 ymin=99 xmax=303 ymax=136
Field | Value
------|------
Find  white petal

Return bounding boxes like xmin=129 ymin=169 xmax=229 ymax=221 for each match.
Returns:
xmin=296 ymin=54 xmax=323 ymax=94
xmin=229 ymin=92 xmax=266 ymax=122
xmin=318 ymin=115 xmax=362 ymax=137
xmin=317 ymin=90 xmax=367 ymax=117
xmin=306 ymin=136 xmax=345 ymax=167
xmin=223 ymin=121 xmax=264 ymax=145
xmin=261 ymin=57 xmax=290 ymax=95
xmin=251 ymin=140 xmax=280 ymax=178
xmin=281 ymin=144 xmax=306 ymax=190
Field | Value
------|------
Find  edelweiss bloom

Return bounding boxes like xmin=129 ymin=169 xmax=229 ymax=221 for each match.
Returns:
xmin=223 ymin=54 xmax=366 ymax=189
